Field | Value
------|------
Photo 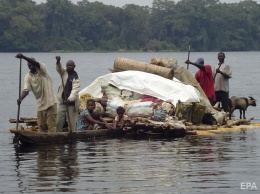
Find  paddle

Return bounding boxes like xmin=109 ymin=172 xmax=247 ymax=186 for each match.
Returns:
xmin=16 ymin=58 xmax=22 ymax=130
xmin=187 ymin=40 xmax=191 ymax=70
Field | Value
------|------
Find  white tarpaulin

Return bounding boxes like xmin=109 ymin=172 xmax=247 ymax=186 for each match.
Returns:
xmin=79 ymin=73 xmax=113 ymax=98
xmin=79 ymin=71 xmax=201 ymax=106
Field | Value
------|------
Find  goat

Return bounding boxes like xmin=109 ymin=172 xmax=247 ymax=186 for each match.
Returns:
xmin=229 ymin=96 xmax=256 ymax=119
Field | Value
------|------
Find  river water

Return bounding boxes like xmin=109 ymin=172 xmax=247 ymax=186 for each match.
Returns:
xmin=0 ymin=52 xmax=259 ymax=193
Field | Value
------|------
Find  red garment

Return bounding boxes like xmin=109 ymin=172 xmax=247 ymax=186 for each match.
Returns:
xmin=141 ymin=95 xmax=162 ymax=103
xmin=195 ymin=65 xmax=215 ymax=100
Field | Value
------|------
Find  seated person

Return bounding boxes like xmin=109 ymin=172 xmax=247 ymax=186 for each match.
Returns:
xmin=77 ymin=99 xmax=112 ymax=131
xmin=113 ymin=106 xmax=129 ymax=129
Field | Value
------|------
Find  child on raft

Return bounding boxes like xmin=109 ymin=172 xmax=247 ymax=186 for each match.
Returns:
xmin=113 ymin=106 xmax=129 ymax=129
xmin=76 ymin=99 xmax=112 ymax=131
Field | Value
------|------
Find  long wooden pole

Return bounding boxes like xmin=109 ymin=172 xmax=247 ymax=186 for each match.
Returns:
xmin=60 ymin=75 xmax=73 ymax=132
xmin=213 ymin=62 xmax=222 ymax=82
xmin=187 ymin=41 xmax=191 ymax=69
xmin=16 ymin=58 xmax=22 ymax=130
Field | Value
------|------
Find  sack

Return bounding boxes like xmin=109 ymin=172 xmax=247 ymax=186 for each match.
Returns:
xmin=151 ymin=108 xmax=168 ymax=122
xmin=101 ymin=84 xmax=121 ymax=98
xmin=212 ymin=111 xmax=228 ymax=125
xmin=161 ymin=102 xmax=175 ymax=115
xmin=78 ymin=101 xmax=104 ymax=114
xmin=126 ymin=101 xmax=154 ymax=118
xmin=79 ymin=93 xmax=93 ymax=103
xmin=191 ymin=102 xmax=206 ymax=125
xmin=132 ymin=91 xmax=143 ymax=100
xmin=106 ymin=96 xmax=125 ymax=117
xmin=174 ymin=101 xmax=192 ymax=122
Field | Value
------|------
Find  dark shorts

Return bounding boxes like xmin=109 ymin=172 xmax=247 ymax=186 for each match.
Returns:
xmin=215 ymin=91 xmax=229 ymax=112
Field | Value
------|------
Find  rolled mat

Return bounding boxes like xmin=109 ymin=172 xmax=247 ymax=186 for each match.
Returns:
xmin=114 ymin=57 xmax=174 ymax=79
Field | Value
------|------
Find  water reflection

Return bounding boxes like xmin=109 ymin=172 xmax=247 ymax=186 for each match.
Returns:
xmin=13 ymin=145 xmax=27 ymax=193
xmin=14 ymin=143 xmax=79 ymax=193
xmin=11 ymin=129 xmax=260 ymax=193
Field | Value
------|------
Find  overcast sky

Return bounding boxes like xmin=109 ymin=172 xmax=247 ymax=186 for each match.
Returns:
xmin=34 ymin=0 xmax=260 ymax=7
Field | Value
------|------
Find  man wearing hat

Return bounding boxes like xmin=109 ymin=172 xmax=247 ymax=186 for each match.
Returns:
xmin=185 ymin=58 xmax=215 ymax=105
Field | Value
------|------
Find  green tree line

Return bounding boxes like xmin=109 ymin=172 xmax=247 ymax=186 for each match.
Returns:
xmin=0 ymin=0 xmax=259 ymax=52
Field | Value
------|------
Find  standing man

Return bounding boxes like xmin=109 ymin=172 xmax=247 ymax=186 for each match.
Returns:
xmin=185 ymin=57 xmax=215 ymax=105
xmin=56 ymin=56 xmax=80 ymax=132
xmin=16 ymin=53 xmax=57 ymax=133
xmin=213 ymin=52 xmax=232 ymax=112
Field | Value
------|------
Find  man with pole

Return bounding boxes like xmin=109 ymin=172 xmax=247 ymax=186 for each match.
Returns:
xmin=56 ymin=56 xmax=80 ymax=132
xmin=212 ymin=52 xmax=232 ymax=112
xmin=185 ymin=58 xmax=215 ymax=105
xmin=16 ymin=53 xmax=57 ymax=133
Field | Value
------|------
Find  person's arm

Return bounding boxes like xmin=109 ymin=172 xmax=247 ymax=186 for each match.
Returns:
xmin=56 ymin=56 xmax=66 ymax=76
xmin=15 ymin=53 xmax=40 ymax=69
xmin=113 ymin=119 xmax=117 ymax=128
xmin=113 ymin=116 xmax=119 ymax=128
xmin=67 ymin=78 xmax=80 ymax=102
xmin=17 ymin=90 xmax=29 ymax=105
xmin=100 ymin=116 xmax=113 ymax=130
xmin=17 ymin=73 xmax=32 ymax=105
xmin=216 ymin=67 xmax=232 ymax=79
xmin=86 ymin=114 xmax=105 ymax=125
xmin=120 ymin=115 xmax=129 ymax=127
xmin=20 ymin=90 xmax=29 ymax=101
xmin=185 ymin=59 xmax=204 ymax=69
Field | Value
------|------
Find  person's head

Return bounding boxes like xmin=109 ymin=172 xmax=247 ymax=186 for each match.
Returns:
xmin=28 ymin=58 xmax=37 ymax=73
xmin=116 ymin=106 xmax=126 ymax=117
xmin=86 ymin=99 xmax=96 ymax=111
xmin=195 ymin=58 xmax=204 ymax=66
xmin=66 ymin=60 xmax=75 ymax=73
xmin=92 ymin=111 xmax=101 ymax=120
xmin=218 ymin=52 xmax=225 ymax=63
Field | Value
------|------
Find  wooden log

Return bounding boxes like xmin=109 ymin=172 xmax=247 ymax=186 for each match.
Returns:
xmin=9 ymin=117 xmax=37 ymax=123
xmin=20 ymin=117 xmax=37 ymax=120
xmin=186 ymin=125 xmax=218 ymax=130
xmin=9 ymin=118 xmax=20 ymax=123
xmin=186 ymin=130 xmax=197 ymax=135
xmin=225 ymin=117 xmax=254 ymax=128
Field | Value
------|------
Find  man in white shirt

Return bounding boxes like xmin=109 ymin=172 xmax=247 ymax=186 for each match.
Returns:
xmin=55 ymin=56 xmax=80 ymax=132
xmin=213 ymin=52 xmax=232 ymax=112
xmin=16 ymin=53 xmax=57 ymax=132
